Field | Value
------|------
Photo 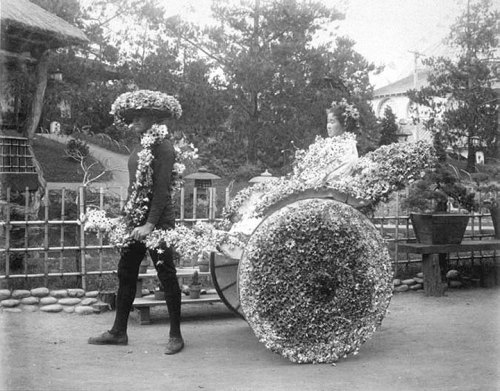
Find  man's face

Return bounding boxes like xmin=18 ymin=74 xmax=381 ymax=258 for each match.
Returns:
xmin=130 ymin=116 xmax=153 ymax=135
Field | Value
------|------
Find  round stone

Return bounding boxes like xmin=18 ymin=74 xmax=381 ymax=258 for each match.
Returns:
xmin=21 ymin=305 xmax=39 ymax=312
xmin=414 ymin=277 xmax=424 ymax=284
xmin=1 ymin=299 xmax=21 ymax=308
xmin=40 ymin=304 xmax=63 ymax=313
xmin=393 ymin=279 xmax=402 ymax=286
xmin=20 ymin=297 xmax=39 ymax=305
xmin=401 ymin=278 xmax=416 ymax=286
xmin=58 ymin=298 xmax=81 ymax=306
xmin=40 ymin=297 xmax=58 ymax=305
xmin=81 ymin=298 xmax=97 ymax=306
xmin=85 ymin=291 xmax=99 ymax=298
xmin=409 ymin=283 xmax=423 ymax=290
xmin=31 ymin=287 xmax=50 ymax=297
xmin=67 ymin=289 xmax=85 ymax=298
xmin=0 ymin=289 xmax=12 ymax=301
xmin=3 ymin=308 xmax=22 ymax=313
xmin=75 ymin=306 xmax=96 ymax=315
xmin=394 ymin=284 xmax=409 ymax=292
xmin=62 ymin=306 xmax=75 ymax=313
xmin=50 ymin=290 xmax=68 ymax=299
xmin=11 ymin=290 xmax=31 ymax=299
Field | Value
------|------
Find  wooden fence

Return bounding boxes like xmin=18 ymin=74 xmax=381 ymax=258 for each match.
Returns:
xmin=0 ymin=185 xmax=497 ymax=290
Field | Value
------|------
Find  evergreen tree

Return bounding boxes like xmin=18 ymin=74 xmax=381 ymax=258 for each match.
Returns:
xmin=408 ymin=0 xmax=499 ymax=171
xmin=379 ymin=106 xmax=399 ymax=146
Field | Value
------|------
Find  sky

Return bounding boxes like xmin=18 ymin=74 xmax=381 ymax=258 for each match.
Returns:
xmin=160 ymin=0 xmax=469 ymax=88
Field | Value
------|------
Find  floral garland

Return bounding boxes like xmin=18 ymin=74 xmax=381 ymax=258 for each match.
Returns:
xmin=83 ymin=124 xmax=206 ymax=251
xmin=122 ymin=124 xmax=170 ymax=229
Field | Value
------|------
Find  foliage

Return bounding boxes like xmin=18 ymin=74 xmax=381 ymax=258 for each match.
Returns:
xmin=239 ymin=199 xmax=393 ymax=363
xmin=407 ymin=0 xmax=499 ymax=170
xmin=65 ymin=138 xmax=90 ymax=161
xmin=166 ymin=1 xmax=379 ymax=167
xmin=403 ymin=161 xmax=479 ymax=213
xmin=31 ymin=136 xmax=111 ymax=182
xmin=378 ymin=106 xmax=399 ymax=146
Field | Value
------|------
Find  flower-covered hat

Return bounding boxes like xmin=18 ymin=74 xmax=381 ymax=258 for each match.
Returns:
xmin=110 ymin=90 xmax=182 ymax=124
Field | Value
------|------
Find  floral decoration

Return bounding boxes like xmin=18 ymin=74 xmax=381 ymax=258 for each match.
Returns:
xmin=225 ymin=139 xmax=436 ymax=227
xmin=330 ymin=98 xmax=361 ymax=128
xmin=238 ymin=199 xmax=393 ymax=364
xmin=110 ymin=89 xmax=183 ymax=125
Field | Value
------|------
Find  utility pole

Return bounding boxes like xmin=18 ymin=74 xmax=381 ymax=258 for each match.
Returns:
xmin=408 ymin=50 xmax=424 ymax=141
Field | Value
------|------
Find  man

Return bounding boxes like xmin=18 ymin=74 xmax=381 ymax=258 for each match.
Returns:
xmin=88 ymin=90 xmax=184 ymax=355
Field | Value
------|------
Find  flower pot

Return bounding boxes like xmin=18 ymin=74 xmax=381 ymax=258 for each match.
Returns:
xmin=154 ymin=290 xmax=165 ymax=300
xmin=410 ymin=213 xmax=470 ymax=244
xmin=189 ymin=285 xmax=201 ymax=299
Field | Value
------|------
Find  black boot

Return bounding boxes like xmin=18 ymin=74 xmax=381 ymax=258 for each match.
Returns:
xmin=165 ymin=337 xmax=184 ymax=354
xmin=88 ymin=330 xmax=128 ymax=345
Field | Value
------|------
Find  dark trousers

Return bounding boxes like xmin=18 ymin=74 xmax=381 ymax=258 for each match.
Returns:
xmin=110 ymin=240 xmax=182 ymax=338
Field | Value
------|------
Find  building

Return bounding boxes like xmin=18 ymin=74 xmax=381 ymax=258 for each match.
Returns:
xmin=1 ymin=0 xmax=88 ymax=193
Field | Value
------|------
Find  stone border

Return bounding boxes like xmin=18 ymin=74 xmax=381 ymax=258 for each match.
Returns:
xmin=0 ymin=288 xmax=111 ymax=314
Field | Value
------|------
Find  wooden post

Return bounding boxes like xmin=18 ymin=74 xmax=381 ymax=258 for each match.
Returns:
xmin=24 ymin=50 xmax=50 ymax=140
xmin=180 ymin=186 xmax=185 ymax=222
xmin=79 ymin=186 xmax=87 ymax=290
xmin=192 ymin=187 xmax=197 ymax=220
xmin=422 ymin=254 xmax=445 ymax=296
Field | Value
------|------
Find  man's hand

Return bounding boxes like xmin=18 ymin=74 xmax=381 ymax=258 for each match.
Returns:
xmin=131 ymin=222 xmax=154 ymax=241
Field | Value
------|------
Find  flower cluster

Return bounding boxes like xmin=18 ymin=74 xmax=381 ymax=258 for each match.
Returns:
xmin=330 ymin=98 xmax=360 ymax=128
xmin=110 ymin=90 xmax=182 ymax=124
xmin=238 ymin=199 xmax=393 ymax=363
xmin=83 ymin=207 xmax=244 ymax=259
xmin=172 ymin=138 xmax=199 ymax=193
xmin=331 ymin=140 xmax=437 ymax=203
xmin=292 ymin=133 xmax=357 ymax=187
xmin=82 ymin=208 xmax=115 ymax=233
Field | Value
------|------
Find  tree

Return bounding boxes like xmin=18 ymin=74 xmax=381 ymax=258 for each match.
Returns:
xmin=379 ymin=106 xmax=399 ymax=146
xmin=165 ymin=1 xmax=380 ymax=168
xmin=408 ymin=0 xmax=499 ymax=171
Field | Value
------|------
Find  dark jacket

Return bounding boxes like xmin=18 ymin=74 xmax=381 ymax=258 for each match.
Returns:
xmin=127 ymin=138 xmax=176 ymax=229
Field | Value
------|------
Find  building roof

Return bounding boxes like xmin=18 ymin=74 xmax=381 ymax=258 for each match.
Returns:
xmin=373 ymin=69 xmax=430 ymax=98
xmin=1 ymin=0 xmax=88 ymax=52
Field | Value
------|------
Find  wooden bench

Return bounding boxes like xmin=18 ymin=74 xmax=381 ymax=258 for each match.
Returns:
xmin=133 ymin=292 xmax=221 ymax=324
xmin=135 ymin=267 xmax=211 ymax=297
xmin=133 ymin=267 xmax=220 ymax=324
xmin=399 ymin=239 xmax=500 ymax=296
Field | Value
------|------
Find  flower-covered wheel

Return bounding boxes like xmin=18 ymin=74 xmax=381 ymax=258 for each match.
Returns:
xmin=238 ymin=198 xmax=393 ymax=364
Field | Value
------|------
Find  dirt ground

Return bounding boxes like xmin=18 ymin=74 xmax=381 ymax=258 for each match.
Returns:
xmin=1 ymin=287 xmax=499 ymax=391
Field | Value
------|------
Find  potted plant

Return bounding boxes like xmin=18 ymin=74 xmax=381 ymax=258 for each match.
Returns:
xmin=196 ymin=250 xmax=210 ymax=273
xmin=403 ymin=162 xmax=478 ymax=244
xmin=189 ymin=270 xmax=202 ymax=299
xmin=154 ymin=282 xmax=165 ymax=300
